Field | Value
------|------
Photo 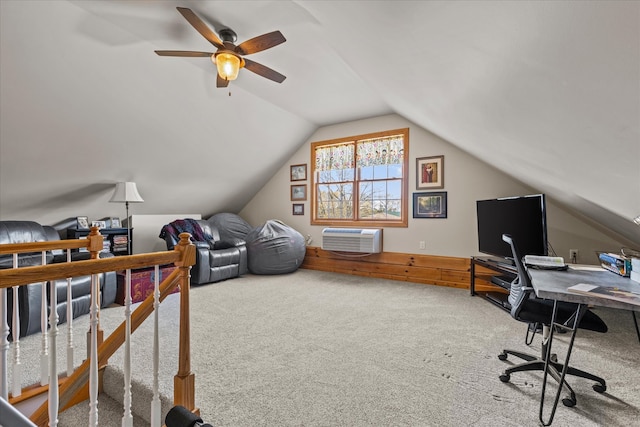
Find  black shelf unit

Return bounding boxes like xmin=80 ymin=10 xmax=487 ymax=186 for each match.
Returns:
xmin=470 ymin=257 xmax=517 ymax=312
xmin=66 ymin=227 xmax=132 ymax=256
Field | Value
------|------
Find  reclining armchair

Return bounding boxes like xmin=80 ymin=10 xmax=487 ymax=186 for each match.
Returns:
xmin=160 ymin=219 xmax=248 ymax=285
xmin=0 ymin=220 xmax=117 ymax=338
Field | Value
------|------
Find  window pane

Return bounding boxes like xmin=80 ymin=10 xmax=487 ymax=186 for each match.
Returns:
xmin=318 ymin=183 xmax=353 ymax=219
xmin=373 ymin=165 xmax=388 ymax=179
xmin=360 ymin=166 xmax=373 ymax=180
xmin=387 ymin=180 xmax=401 ymax=199
xmin=388 ymin=164 xmax=402 ymax=179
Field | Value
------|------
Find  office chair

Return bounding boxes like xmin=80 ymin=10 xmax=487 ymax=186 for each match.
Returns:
xmin=498 ymin=234 xmax=608 ymax=407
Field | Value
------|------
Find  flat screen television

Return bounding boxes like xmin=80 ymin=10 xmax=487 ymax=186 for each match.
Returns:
xmin=476 ymin=194 xmax=548 ymax=260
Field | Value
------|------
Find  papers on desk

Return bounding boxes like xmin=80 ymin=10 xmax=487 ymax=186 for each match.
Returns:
xmin=568 ymin=283 xmax=640 ymax=307
xmin=524 ymin=255 xmax=568 ymax=270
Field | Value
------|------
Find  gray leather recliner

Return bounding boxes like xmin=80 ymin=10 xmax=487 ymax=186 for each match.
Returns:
xmin=160 ymin=219 xmax=248 ymax=285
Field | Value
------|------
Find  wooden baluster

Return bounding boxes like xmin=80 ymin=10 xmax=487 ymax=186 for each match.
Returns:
xmin=66 ymin=249 xmax=74 ymax=377
xmin=40 ymin=251 xmax=48 ymax=386
xmin=11 ymin=253 xmax=21 ymax=398
xmin=88 ymin=271 xmax=99 ymax=427
xmin=87 ymin=227 xmax=103 ymax=427
xmin=151 ymin=264 xmax=161 ymax=426
xmin=48 ymin=263 xmax=59 ymax=426
xmin=0 ymin=287 xmax=8 ymax=400
xmin=121 ymin=268 xmax=133 ymax=427
xmin=86 ymin=227 xmax=104 ymax=359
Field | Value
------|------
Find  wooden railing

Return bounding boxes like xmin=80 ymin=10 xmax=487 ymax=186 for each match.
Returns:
xmin=0 ymin=228 xmax=197 ymax=426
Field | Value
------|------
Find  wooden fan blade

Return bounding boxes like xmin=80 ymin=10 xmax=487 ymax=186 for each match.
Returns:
xmin=243 ymin=58 xmax=286 ymax=83
xmin=235 ymin=31 xmax=286 ymax=55
xmin=217 ymin=74 xmax=230 ymax=88
xmin=176 ymin=7 xmax=225 ymax=50
xmin=155 ymin=50 xmax=213 ymax=57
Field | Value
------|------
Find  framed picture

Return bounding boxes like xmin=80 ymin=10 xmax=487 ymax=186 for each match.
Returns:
xmin=291 ymin=184 xmax=307 ymax=201
xmin=416 ymin=155 xmax=444 ymax=189
xmin=292 ymin=203 xmax=305 ymax=216
xmin=110 ymin=217 xmax=121 ymax=228
xmin=290 ymin=164 xmax=307 ymax=181
xmin=413 ymin=191 xmax=447 ymax=218
xmin=77 ymin=216 xmax=89 ymax=229
xmin=91 ymin=220 xmax=107 ymax=229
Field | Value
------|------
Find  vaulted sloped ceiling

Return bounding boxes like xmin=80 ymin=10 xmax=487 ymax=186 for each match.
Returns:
xmin=1 ymin=1 xmax=638 ymax=246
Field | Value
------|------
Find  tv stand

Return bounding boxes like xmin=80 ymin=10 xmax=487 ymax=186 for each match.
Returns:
xmin=470 ymin=257 xmax=517 ymax=312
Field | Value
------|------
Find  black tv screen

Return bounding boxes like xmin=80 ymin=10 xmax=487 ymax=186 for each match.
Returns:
xmin=476 ymin=194 xmax=548 ymax=259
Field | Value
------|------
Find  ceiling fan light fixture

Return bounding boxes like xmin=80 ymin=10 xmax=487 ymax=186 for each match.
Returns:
xmin=214 ymin=52 xmax=242 ymax=81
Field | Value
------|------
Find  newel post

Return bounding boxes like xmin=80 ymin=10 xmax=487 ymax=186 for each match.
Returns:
xmin=173 ymin=233 xmax=197 ymax=412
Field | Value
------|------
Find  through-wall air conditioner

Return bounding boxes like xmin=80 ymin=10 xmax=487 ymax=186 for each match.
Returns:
xmin=321 ymin=228 xmax=382 ymax=253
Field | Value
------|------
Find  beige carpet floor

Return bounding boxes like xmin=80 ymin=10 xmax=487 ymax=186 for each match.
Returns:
xmin=12 ymin=269 xmax=640 ymax=426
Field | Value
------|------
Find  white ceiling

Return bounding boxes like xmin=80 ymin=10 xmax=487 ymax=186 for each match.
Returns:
xmin=1 ymin=1 xmax=639 ymax=245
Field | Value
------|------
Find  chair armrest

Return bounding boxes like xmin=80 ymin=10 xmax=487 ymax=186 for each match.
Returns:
xmin=213 ymin=237 xmax=246 ymax=250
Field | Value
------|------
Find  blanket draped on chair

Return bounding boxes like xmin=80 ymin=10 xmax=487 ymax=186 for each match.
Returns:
xmin=159 ymin=218 xmax=212 ymax=243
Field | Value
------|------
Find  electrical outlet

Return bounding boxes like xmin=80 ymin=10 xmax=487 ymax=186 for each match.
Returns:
xmin=569 ymin=249 xmax=578 ymax=263
xmin=419 ymin=241 xmax=426 ymax=250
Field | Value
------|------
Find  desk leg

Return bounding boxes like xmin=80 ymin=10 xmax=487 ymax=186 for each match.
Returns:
xmin=632 ymin=311 xmax=640 ymax=344
xmin=538 ymin=301 xmax=587 ymax=426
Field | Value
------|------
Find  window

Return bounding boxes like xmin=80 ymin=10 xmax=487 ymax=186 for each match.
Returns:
xmin=310 ymin=128 xmax=409 ymax=227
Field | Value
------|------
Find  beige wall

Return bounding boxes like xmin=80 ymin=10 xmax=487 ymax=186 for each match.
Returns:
xmin=240 ymin=114 xmax=625 ymax=263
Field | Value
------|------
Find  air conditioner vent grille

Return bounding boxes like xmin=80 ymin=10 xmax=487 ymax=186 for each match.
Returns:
xmin=321 ymin=228 xmax=382 ymax=253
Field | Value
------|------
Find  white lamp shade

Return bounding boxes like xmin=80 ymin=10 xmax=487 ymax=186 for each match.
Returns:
xmin=109 ymin=182 xmax=144 ymax=203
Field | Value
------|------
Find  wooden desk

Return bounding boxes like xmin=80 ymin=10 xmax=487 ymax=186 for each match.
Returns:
xmin=527 ymin=265 xmax=639 ymax=425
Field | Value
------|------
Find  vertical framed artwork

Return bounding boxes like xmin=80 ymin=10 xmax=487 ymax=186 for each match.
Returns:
xmin=413 ymin=191 xmax=447 ymax=218
xmin=292 ymin=203 xmax=305 ymax=215
xmin=291 ymin=184 xmax=307 ymax=201
xmin=290 ymin=164 xmax=307 ymax=181
xmin=110 ymin=217 xmax=121 ymax=228
xmin=416 ymin=155 xmax=444 ymax=189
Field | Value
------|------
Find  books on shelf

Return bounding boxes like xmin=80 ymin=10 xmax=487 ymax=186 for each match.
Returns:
xmin=567 ymin=283 xmax=640 ymax=307
xmin=112 ymin=235 xmax=129 ymax=253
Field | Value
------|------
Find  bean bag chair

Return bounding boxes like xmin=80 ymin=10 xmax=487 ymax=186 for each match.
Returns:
xmin=207 ymin=212 xmax=253 ymax=241
xmin=245 ymin=220 xmax=306 ymax=275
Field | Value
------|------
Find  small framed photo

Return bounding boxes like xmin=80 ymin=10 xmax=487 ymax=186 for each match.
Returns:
xmin=413 ymin=191 xmax=447 ymax=218
xmin=77 ymin=216 xmax=89 ymax=229
xmin=291 ymin=184 xmax=307 ymax=201
xmin=110 ymin=217 xmax=121 ymax=228
xmin=292 ymin=203 xmax=305 ymax=216
xmin=290 ymin=164 xmax=307 ymax=181
xmin=91 ymin=220 xmax=107 ymax=229
xmin=416 ymin=155 xmax=444 ymax=189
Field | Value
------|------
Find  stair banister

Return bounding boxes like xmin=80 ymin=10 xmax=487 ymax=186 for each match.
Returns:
xmin=0 ymin=232 xmax=196 ymax=426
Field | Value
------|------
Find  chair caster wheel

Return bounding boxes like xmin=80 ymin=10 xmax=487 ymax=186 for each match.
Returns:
xmin=498 ymin=352 xmax=507 ymax=361
xmin=593 ymin=383 xmax=606 ymax=393
xmin=499 ymin=373 xmax=510 ymax=383
xmin=562 ymin=397 xmax=576 ymax=407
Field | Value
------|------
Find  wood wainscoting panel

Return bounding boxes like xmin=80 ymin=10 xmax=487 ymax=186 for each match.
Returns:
xmin=301 ymin=247 xmax=470 ymax=289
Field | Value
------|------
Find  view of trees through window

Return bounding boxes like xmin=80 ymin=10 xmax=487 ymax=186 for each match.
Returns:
xmin=311 ymin=128 xmax=409 ymax=227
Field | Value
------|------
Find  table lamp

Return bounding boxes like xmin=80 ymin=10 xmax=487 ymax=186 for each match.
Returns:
xmin=109 ymin=182 xmax=144 ymax=255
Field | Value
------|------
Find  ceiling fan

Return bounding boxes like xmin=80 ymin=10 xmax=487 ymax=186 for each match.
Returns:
xmin=155 ymin=7 xmax=286 ymax=88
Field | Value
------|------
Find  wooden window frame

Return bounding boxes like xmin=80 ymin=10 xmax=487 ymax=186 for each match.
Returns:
xmin=310 ymin=128 xmax=409 ymax=228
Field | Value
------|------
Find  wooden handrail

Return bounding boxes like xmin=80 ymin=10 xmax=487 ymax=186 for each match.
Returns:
xmin=0 ymin=252 xmax=183 ymax=288
xmin=1 ymin=231 xmax=196 ymax=426
xmin=0 ymin=226 xmax=104 ymax=255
